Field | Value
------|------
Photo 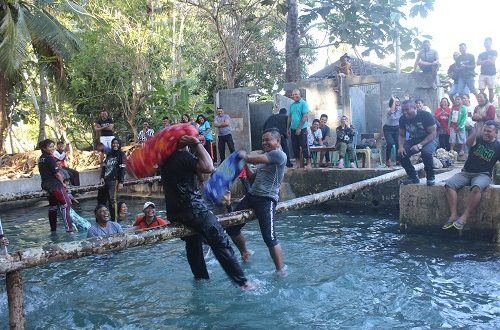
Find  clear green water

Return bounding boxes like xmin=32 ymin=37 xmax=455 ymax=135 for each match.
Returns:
xmin=0 ymin=199 xmax=499 ymax=329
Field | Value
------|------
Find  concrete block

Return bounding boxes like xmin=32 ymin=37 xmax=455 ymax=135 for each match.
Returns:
xmin=400 ymin=183 xmax=500 ymax=241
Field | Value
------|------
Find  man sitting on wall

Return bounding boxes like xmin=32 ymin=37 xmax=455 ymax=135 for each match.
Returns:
xmin=335 ymin=115 xmax=356 ymax=169
xmin=442 ymin=120 xmax=500 ymax=230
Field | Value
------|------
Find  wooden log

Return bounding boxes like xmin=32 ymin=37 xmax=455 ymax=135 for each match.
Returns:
xmin=6 ymin=270 xmax=25 ymax=330
xmin=0 ymin=208 xmax=256 ymax=274
xmin=0 ymin=176 xmax=162 ymax=203
xmin=276 ymin=165 xmax=423 ymax=212
xmin=0 ymin=165 xmax=421 ymax=274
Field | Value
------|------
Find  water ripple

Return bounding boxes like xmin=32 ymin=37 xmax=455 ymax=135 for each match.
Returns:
xmin=0 ymin=203 xmax=498 ymax=328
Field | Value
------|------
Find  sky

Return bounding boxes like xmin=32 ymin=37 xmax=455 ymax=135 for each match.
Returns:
xmin=308 ymin=0 xmax=500 ymax=76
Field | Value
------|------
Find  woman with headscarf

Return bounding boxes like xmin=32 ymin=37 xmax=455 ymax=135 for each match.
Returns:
xmin=98 ymin=138 xmax=126 ymax=221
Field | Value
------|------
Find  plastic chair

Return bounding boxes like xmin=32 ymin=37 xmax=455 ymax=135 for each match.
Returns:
xmin=380 ymin=144 xmax=396 ymax=166
xmin=354 ymin=147 xmax=371 ymax=168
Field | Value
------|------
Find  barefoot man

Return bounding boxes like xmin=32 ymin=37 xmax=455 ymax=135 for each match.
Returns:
xmin=226 ymin=128 xmax=287 ymax=273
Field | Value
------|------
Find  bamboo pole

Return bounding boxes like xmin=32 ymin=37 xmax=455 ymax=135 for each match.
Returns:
xmin=6 ymin=270 xmax=25 ymax=330
xmin=0 ymin=165 xmax=420 ymax=274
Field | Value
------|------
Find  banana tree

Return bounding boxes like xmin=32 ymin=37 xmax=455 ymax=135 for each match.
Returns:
xmin=0 ymin=0 xmax=82 ymax=152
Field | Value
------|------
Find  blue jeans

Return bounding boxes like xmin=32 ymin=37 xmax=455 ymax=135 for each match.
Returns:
xmin=397 ymin=139 xmax=437 ymax=180
xmin=456 ymin=77 xmax=477 ymax=96
xmin=449 ymin=82 xmax=470 ymax=99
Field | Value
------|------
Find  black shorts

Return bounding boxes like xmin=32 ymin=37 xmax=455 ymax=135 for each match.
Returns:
xmin=226 ymin=194 xmax=279 ymax=247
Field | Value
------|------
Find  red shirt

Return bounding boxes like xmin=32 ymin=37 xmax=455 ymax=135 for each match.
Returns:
xmin=434 ymin=107 xmax=451 ymax=134
xmin=238 ymin=167 xmax=247 ymax=179
xmin=133 ymin=215 xmax=168 ymax=230
xmin=473 ymin=104 xmax=497 ymax=122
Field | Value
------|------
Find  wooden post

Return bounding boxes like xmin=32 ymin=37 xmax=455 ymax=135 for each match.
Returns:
xmin=6 ymin=270 xmax=24 ymax=330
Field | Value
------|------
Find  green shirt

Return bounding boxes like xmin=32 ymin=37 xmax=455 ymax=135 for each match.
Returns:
xmin=448 ymin=105 xmax=467 ymax=131
xmin=289 ymin=98 xmax=309 ymax=130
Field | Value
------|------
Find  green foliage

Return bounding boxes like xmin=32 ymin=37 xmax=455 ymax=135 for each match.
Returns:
xmin=183 ymin=0 xmax=286 ymax=91
xmin=299 ymin=0 xmax=435 ymax=60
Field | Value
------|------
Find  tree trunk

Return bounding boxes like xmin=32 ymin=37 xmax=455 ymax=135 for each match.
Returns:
xmin=285 ymin=0 xmax=300 ymax=83
xmin=38 ymin=65 xmax=48 ymax=143
xmin=0 ymin=74 xmax=9 ymax=154
xmin=23 ymin=70 xmax=40 ymax=113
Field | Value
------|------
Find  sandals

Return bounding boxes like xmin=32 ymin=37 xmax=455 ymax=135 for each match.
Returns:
xmin=442 ymin=219 xmax=455 ymax=230
xmin=453 ymin=219 xmax=466 ymax=230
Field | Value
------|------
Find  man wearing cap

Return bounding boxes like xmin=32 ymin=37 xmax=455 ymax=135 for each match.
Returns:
xmin=160 ymin=134 xmax=253 ymax=289
xmin=133 ymin=202 xmax=169 ymax=230
xmin=87 ymin=205 xmax=124 ymax=238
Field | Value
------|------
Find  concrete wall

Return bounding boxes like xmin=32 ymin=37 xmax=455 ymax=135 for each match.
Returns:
xmin=0 ymin=169 xmax=102 ymax=195
xmin=216 ymin=87 xmax=258 ymax=152
xmin=344 ymin=72 xmax=440 ymax=134
xmin=283 ymin=79 xmax=341 ymax=133
xmin=283 ymin=73 xmax=440 ymax=140
xmin=282 ymin=167 xmax=401 ymax=207
xmin=400 ymin=184 xmax=500 ymax=241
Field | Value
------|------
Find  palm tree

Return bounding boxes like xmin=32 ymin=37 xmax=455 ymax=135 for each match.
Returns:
xmin=0 ymin=0 xmax=81 ymax=152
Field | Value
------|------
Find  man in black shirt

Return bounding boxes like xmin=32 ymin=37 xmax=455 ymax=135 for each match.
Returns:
xmin=398 ymin=99 xmax=438 ymax=186
xmin=263 ymin=108 xmax=292 ymax=167
xmin=319 ymin=114 xmax=331 ymax=167
xmin=160 ymin=135 xmax=253 ymax=289
xmin=443 ymin=121 xmax=500 ymax=230
xmin=94 ymin=110 xmax=115 ymax=153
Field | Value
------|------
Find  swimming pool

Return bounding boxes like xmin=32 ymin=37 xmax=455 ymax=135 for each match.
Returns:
xmin=0 ymin=199 xmax=499 ymax=328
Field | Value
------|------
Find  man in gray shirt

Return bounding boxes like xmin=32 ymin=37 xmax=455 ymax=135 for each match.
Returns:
xmin=213 ymin=106 xmax=235 ymax=163
xmin=87 ymin=205 xmax=123 ymax=238
xmin=226 ymin=128 xmax=287 ymax=273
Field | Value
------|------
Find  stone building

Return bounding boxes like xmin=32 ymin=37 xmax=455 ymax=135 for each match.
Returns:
xmin=215 ymin=57 xmax=441 ymax=152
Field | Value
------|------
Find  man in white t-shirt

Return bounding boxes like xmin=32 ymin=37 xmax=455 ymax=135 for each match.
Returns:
xmin=307 ymin=119 xmax=323 ymax=147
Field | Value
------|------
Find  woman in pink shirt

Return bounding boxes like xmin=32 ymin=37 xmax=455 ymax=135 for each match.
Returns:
xmin=434 ymin=97 xmax=451 ymax=150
